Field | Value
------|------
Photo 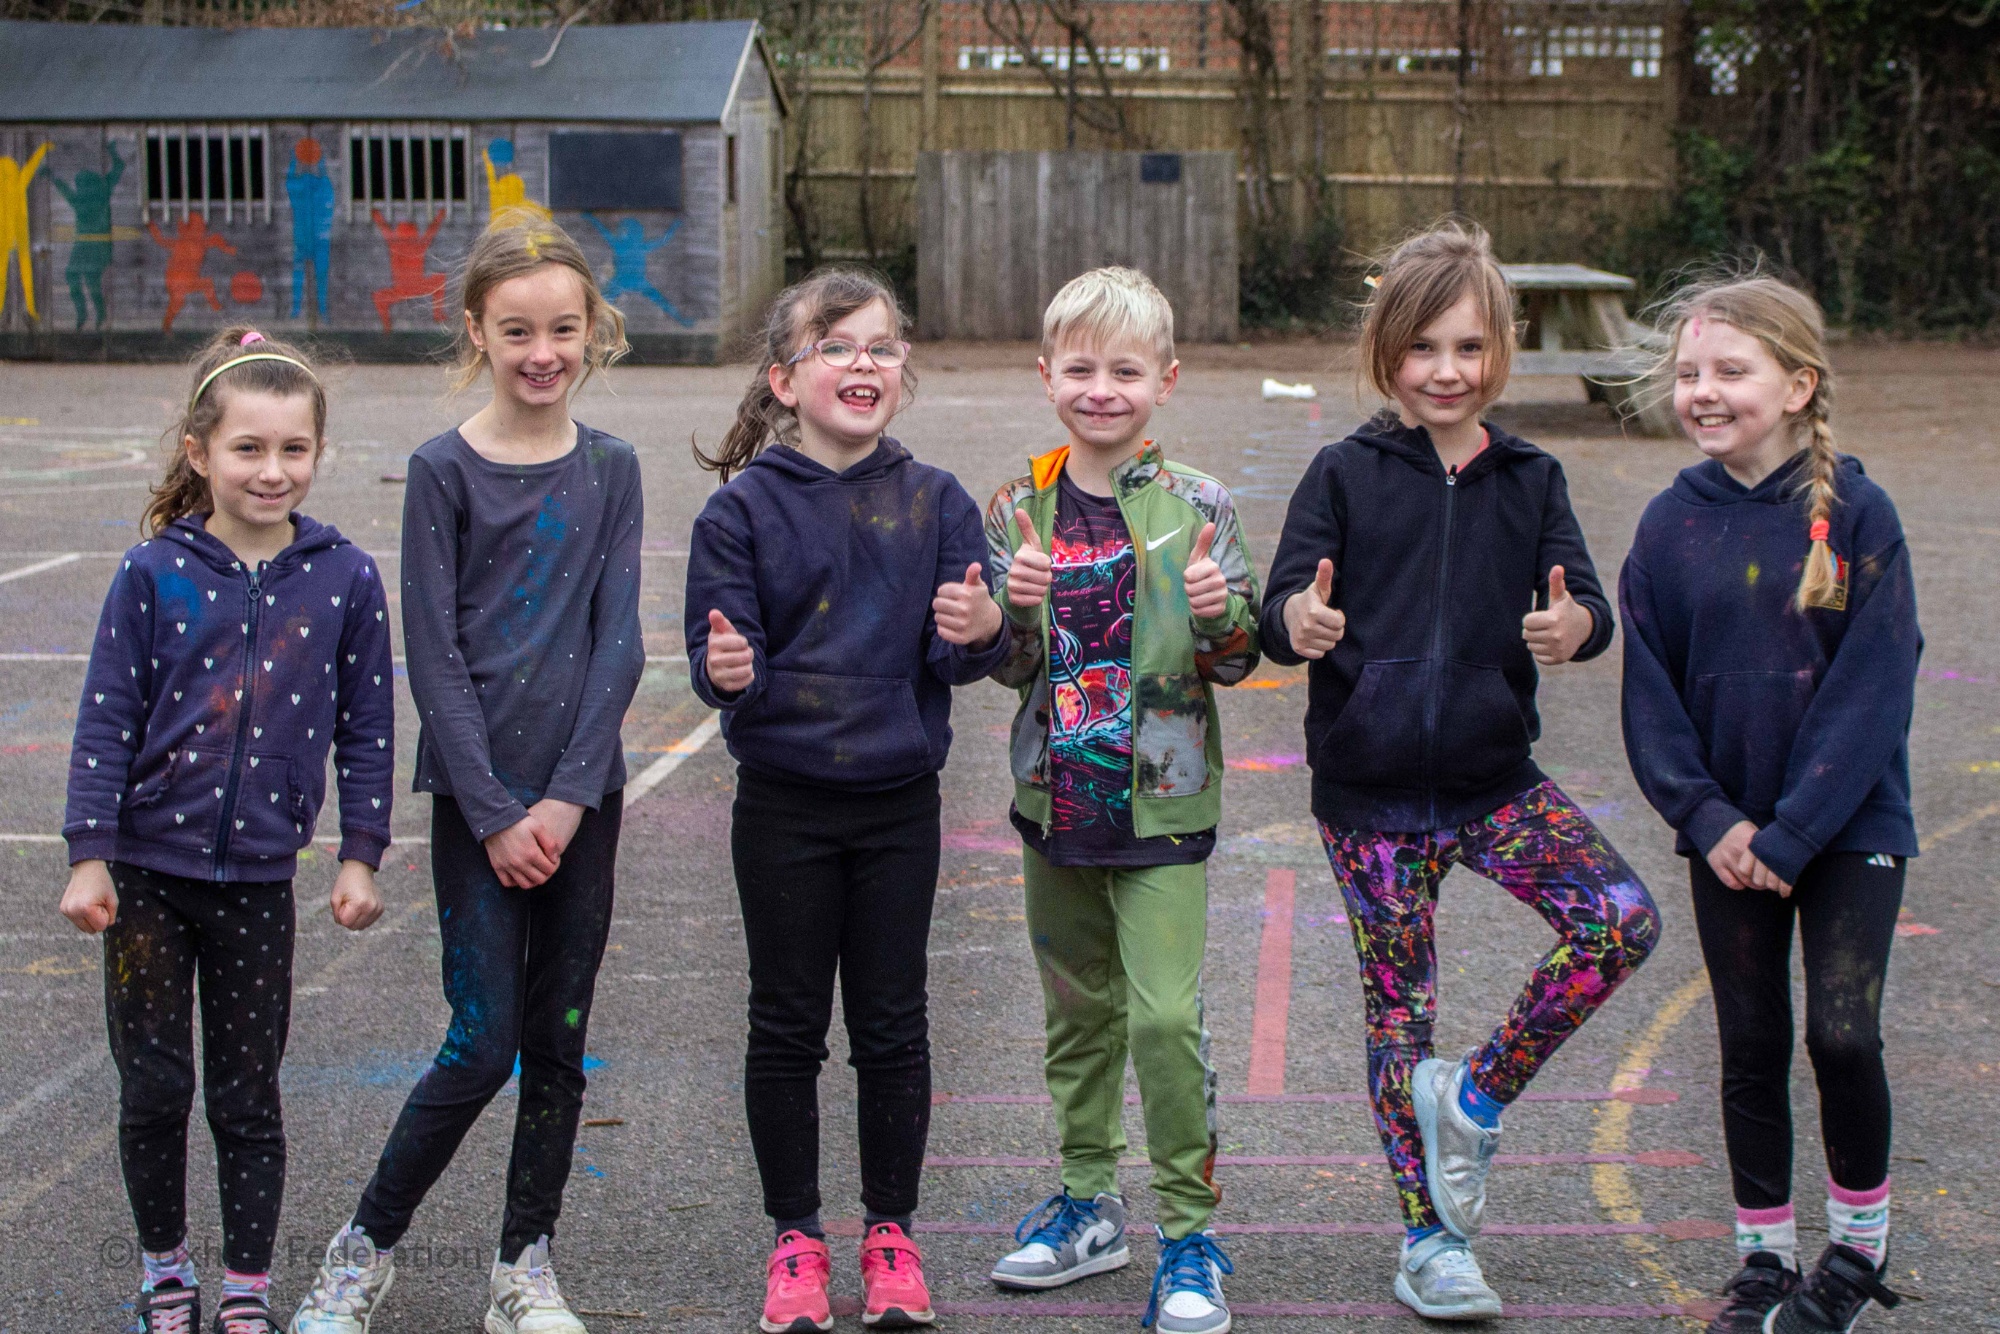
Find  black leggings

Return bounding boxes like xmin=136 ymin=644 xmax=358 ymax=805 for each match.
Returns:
xmin=1690 ymin=851 xmax=1902 ymax=1210
xmin=353 ymin=793 xmax=619 ymax=1258
xmin=733 ymin=768 xmax=940 ymax=1224
xmin=104 ymin=863 xmax=295 ymax=1273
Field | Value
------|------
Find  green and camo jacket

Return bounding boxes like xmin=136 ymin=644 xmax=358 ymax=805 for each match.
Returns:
xmin=984 ymin=441 xmax=1262 ymax=838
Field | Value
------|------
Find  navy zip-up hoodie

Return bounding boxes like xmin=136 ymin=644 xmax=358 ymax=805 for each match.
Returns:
xmin=63 ymin=514 xmax=396 ymax=882
xmin=1620 ymin=452 xmax=1920 ymax=885
xmin=684 ymin=438 xmax=1009 ymax=790
xmin=1259 ymin=412 xmax=1615 ymax=831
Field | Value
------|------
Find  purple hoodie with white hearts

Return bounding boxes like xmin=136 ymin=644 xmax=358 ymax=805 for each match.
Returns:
xmin=63 ymin=513 xmax=395 ymax=883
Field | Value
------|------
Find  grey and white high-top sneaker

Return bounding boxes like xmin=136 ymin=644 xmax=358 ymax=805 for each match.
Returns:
xmin=289 ymin=1225 xmax=394 ymax=1334
xmin=485 ymin=1238 xmax=587 ymax=1334
xmin=1394 ymin=1230 xmax=1503 ymax=1320
xmin=991 ymin=1191 xmax=1130 ymax=1290
xmin=1413 ymin=1052 xmax=1502 ymax=1239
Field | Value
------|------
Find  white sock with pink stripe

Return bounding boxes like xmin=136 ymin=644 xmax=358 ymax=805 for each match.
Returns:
xmin=1826 ymin=1177 xmax=1890 ymax=1267
xmin=1734 ymin=1203 xmax=1797 ymax=1270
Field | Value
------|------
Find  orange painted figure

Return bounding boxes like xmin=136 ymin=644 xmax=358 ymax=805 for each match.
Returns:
xmin=370 ymin=208 xmax=448 ymax=331
xmin=1 ymin=143 xmax=52 ymax=320
xmin=146 ymin=214 xmax=236 ymax=332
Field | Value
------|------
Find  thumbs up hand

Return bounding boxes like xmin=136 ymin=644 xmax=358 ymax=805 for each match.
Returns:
xmin=935 ymin=561 xmax=1004 ymax=647
xmin=1184 ymin=522 xmax=1230 ymax=621
xmin=705 ymin=608 xmax=755 ymax=693
xmin=1006 ymin=508 xmax=1053 ymax=609
xmin=1522 ymin=564 xmax=1592 ymax=666
xmin=1283 ymin=558 xmax=1346 ymax=659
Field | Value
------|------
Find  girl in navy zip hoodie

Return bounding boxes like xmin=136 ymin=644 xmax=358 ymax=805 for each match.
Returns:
xmin=1260 ymin=225 xmax=1659 ymax=1318
xmin=685 ymin=268 xmax=1008 ymax=1331
xmin=1621 ymin=277 xmax=1917 ymax=1334
xmin=59 ymin=329 xmax=394 ymax=1334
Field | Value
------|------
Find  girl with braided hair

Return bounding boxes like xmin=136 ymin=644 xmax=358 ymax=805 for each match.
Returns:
xmin=1619 ymin=275 xmax=1920 ymax=1334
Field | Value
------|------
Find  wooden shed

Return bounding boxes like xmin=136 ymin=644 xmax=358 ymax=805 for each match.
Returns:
xmin=0 ymin=19 xmax=786 ymax=362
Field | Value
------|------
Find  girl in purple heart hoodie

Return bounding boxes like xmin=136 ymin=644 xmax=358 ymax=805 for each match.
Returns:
xmin=59 ymin=328 xmax=395 ymax=1334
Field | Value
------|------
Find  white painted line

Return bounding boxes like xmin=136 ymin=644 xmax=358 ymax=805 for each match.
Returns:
xmin=0 ymin=553 xmax=80 ymax=584
xmin=624 ymin=714 xmax=721 ymax=806
xmin=0 ymin=835 xmax=61 ymax=843
xmin=0 ymin=1047 xmax=110 ymax=1137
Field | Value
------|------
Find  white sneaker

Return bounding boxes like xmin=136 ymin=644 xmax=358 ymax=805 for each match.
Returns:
xmin=289 ymin=1225 xmax=395 ymax=1334
xmin=1413 ymin=1053 xmax=1502 ymax=1239
xmin=485 ymin=1237 xmax=588 ymax=1334
xmin=1394 ymin=1231 xmax=1503 ymax=1321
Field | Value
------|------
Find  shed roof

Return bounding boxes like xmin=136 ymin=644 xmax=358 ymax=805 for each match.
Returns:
xmin=0 ymin=19 xmax=781 ymax=124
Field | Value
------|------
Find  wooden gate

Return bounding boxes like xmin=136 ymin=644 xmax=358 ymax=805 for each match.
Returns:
xmin=916 ymin=150 xmax=1238 ymax=342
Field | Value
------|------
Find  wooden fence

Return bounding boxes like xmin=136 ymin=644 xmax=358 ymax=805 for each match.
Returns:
xmin=793 ymin=66 xmax=1673 ymax=272
xmin=917 ymin=150 xmax=1238 ymax=340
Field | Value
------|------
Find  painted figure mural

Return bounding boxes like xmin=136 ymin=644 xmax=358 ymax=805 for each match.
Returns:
xmin=147 ymin=214 xmax=234 ymax=332
xmin=286 ymin=137 xmax=337 ymax=321
xmin=483 ymin=139 xmax=551 ymax=227
xmin=1 ymin=143 xmax=51 ymax=321
xmin=370 ymin=208 xmax=448 ymax=331
xmin=52 ymin=141 xmax=125 ymax=330
xmin=585 ymin=214 xmax=693 ymax=327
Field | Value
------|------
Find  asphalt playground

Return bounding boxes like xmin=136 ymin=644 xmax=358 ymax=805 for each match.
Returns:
xmin=0 ymin=341 xmax=1993 ymax=1332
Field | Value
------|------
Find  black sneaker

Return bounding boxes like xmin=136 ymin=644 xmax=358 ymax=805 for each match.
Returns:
xmin=1763 ymin=1244 xmax=1901 ymax=1333
xmin=136 ymin=1281 xmax=200 ymax=1334
xmin=212 ymin=1293 xmax=276 ymax=1334
xmin=1707 ymin=1252 xmax=1799 ymax=1332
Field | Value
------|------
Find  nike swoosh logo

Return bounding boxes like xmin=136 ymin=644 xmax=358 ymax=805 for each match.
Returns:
xmin=1145 ymin=527 xmax=1184 ymax=551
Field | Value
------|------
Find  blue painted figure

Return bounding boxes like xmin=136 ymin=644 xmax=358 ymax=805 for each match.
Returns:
xmin=286 ymin=137 xmax=336 ymax=321
xmin=584 ymin=213 xmax=692 ymax=326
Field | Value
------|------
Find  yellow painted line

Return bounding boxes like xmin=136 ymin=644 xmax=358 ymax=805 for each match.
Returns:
xmin=1919 ymin=800 xmax=2000 ymax=852
xmin=1591 ymin=968 xmax=1713 ymax=1320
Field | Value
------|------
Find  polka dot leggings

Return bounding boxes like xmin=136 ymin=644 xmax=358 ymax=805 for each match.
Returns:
xmin=103 ymin=862 xmax=294 ymax=1273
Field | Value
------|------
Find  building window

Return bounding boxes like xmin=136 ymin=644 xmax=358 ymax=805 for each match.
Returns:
xmin=958 ymin=44 xmax=1170 ymax=73
xmin=727 ymin=134 xmax=739 ymax=206
xmin=346 ymin=125 xmax=469 ymax=220
xmin=144 ymin=126 xmax=269 ymax=222
xmin=1510 ymin=25 xmax=1663 ymax=78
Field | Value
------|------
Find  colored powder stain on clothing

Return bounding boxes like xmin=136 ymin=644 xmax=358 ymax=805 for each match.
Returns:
xmin=1746 ymin=561 xmax=1760 ymax=586
xmin=565 ymin=1007 xmax=582 ymax=1028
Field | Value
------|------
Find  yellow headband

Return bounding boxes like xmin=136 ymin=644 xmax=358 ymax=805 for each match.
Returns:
xmin=192 ymin=352 xmax=316 ymax=406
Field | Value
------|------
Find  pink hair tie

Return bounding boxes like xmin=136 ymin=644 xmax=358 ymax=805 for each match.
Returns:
xmin=239 ymin=331 xmax=266 ymax=346
xmin=1809 ymin=519 xmax=1830 ymax=543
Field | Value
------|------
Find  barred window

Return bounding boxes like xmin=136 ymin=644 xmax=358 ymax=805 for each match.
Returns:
xmin=144 ymin=126 xmax=270 ymax=222
xmin=345 ymin=125 xmax=469 ymax=221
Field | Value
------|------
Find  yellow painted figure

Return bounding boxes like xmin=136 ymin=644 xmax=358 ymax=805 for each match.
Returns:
xmin=483 ymin=139 xmax=551 ymax=228
xmin=1 ymin=143 xmax=52 ymax=320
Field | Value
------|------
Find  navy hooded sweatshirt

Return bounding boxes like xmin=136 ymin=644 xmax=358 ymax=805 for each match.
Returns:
xmin=1619 ymin=452 xmax=1920 ymax=885
xmin=1259 ymin=412 xmax=1615 ymax=832
xmin=684 ymin=438 xmax=1009 ymax=790
xmin=63 ymin=514 xmax=396 ymax=882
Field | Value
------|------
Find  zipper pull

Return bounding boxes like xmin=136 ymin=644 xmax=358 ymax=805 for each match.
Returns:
xmin=1446 ymin=467 xmax=1458 ymax=487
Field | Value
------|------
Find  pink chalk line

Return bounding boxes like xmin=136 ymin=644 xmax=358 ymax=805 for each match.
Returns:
xmin=1247 ymin=868 xmax=1296 ymax=1096
xmin=925 ymin=1150 xmax=1703 ymax=1168
xmin=826 ymin=1296 xmax=1699 ymax=1319
xmin=933 ymin=1088 xmax=1679 ymax=1106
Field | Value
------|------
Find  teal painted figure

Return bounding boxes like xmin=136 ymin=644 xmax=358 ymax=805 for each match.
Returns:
xmin=286 ymin=138 xmax=336 ymax=321
xmin=585 ymin=214 xmax=692 ymax=327
xmin=52 ymin=141 xmax=124 ymax=329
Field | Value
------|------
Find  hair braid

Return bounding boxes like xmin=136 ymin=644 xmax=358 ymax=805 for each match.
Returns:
xmin=1796 ymin=405 xmax=1845 ymax=611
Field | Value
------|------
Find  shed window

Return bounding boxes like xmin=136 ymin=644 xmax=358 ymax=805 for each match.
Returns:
xmin=346 ymin=125 xmax=469 ymax=220
xmin=144 ymin=126 xmax=269 ymax=222
xmin=727 ymin=134 xmax=739 ymax=206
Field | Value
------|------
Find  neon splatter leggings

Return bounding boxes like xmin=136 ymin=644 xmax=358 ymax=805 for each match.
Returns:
xmin=1318 ymin=782 xmax=1659 ymax=1229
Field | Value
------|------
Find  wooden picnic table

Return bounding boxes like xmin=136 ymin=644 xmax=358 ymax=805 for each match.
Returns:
xmin=1500 ymin=263 xmax=1675 ymax=435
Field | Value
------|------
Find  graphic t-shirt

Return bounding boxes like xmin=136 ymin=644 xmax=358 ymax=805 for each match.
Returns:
xmin=1012 ymin=472 xmax=1213 ymax=867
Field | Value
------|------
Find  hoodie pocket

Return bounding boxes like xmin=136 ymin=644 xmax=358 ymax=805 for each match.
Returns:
xmin=1691 ymin=671 xmax=1815 ymax=814
xmin=229 ymin=753 xmax=305 ymax=855
xmin=1435 ymin=660 xmax=1532 ymax=790
xmin=124 ymin=747 xmax=217 ymax=851
xmin=1315 ymin=659 xmax=1426 ymax=789
xmin=740 ymin=671 xmax=933 ymax=783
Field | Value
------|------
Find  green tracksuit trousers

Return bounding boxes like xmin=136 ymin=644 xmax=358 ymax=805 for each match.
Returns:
xmin=1021 ymin=848 xmax=1220 ymax=1239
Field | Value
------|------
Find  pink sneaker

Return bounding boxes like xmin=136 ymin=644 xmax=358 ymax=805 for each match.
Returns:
xmin=761 ymin=1231 xmax=833 ymax=1334
xmin=859 ymin=1224 xmax=935 ymax=1327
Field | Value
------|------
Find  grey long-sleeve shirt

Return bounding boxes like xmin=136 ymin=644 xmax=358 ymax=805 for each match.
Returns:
xmin=401 ymin=425 xmax=645 ymax=841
